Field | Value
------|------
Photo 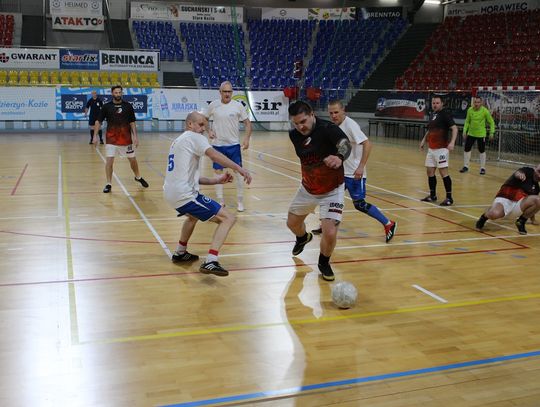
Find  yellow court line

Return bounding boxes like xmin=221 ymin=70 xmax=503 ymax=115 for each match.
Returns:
xmin=62 ymin=154 xmax=80 ymax=345
xmin=80 ymin=292 xmax=540 ymax=346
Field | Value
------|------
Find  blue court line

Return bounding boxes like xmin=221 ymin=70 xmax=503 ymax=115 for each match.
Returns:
xmin=160 ymin=349 xmax=540 ymax=407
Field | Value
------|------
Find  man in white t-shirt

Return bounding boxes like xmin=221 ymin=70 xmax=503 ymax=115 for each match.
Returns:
xmin=204 ymin=81 xmax=252 ymax=212
xmin=163 ymin=111 xmax=252 ymax=277
xmin=312 ymin=100 xmax=396 ymax=243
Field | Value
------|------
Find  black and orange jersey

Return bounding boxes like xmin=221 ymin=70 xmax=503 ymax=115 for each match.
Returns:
xmin=426 ymin=108 xmax=455 ymax=149
xmin=289 ymin=117 xmax=348 ymax=195
xmin=97 ymin=101 xmax=136 ymax=146
xmin=496 ymin=167 xmax=539 ymax=201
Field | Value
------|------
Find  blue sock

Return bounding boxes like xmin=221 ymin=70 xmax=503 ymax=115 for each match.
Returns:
xmin=367 ymin=204 xmax=389 ymax=226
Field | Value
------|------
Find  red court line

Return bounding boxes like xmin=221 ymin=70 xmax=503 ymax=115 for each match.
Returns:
xmin=0 ymin=246 xmax=527 ymax=288
xmin=10 ymin=163 xmax=28 ymax=196
xmin=0 ymin=228 xmax=471 ymax=246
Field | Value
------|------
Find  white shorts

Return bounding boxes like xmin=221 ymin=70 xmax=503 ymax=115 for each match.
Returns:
xmin=105 ymin=144 xmax=136 ymax=158
xmin=288 ymin=184 xmax=345 ymax=222
xmin=493 ymin=197 xmax=524 ymax=217
xmin=425 ymin=148 xmax=449 ymax=168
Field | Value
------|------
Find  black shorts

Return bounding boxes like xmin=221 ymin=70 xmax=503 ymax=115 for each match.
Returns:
xmin=88 ymin=117 xmax=98 ymax=126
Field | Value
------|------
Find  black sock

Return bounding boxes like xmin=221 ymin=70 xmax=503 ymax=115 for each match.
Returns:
xmin=479 ymin=214 xmax=488 ymax=222
xmin=318 ymin=253 xmax=330 ymax=266
xmin=443 ymin=176 xmax=452 ymax=199
xmin=90 ymin=129 xmax=94 ymax=141
xmin=428 ymin=176 xmax=437 ymax=198
xmin=98 ymin=129 xmax=103 ymax=142
xmin=517 ymin=215 xmax=527 ymax=224
xmin=296 ymin=232 xmax=308 ymax=243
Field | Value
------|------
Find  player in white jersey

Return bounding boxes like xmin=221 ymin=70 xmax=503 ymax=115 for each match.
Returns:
xmin=204 ymin=81 xmax=252 ymax=212
xmin=312 ymin=100 xmax=396 ymax=243
xmin=163 ymin=111 xmax=252 ymax=277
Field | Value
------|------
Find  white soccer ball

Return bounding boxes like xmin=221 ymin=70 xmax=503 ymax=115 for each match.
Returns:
xmin=331 ymin=281 xmax=358 ymax=309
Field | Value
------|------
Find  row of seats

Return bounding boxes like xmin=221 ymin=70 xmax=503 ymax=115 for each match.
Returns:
xmin=0 ymin=13 xmax=15 ymax=46
xmin=0 ymin=70 xmax=160 ymax=87
xmin=132 ymin=20 xmax=183 ymax=61
xmin=396 ymin=10 xmax=540 ymax=89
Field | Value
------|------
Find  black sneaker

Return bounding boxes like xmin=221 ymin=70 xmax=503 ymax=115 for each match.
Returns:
xmin=292 ymin=232 xmax=313 ymax=256
xmin=311 ymin=227 xmax=322 ymax=235
xmin=515 ymin=219 xmax=527 ymax=235
xmin=459 ymin=166 xmax=469 ymax=173
xmin=476 ymin=215 xmax=487 ymax=230
xmin=384 ymin=221 xmax=397 ymax=243
xmin=103 ymin=184 xmax=111 ymax=193
xmin=199 ymin=261 xmax=229 ymax=277
xmin=318 ymin=263 xmax=335 ymax=281
xmin=172 ymin=251 xmax=199 ymax=263
xmin=439 ymin=198 xmax=454 ymax=206
xmin=420 ymin=195 xmax=437 ymax=202
xmin=100 ymin=141 xmax=104 ymax=145
xmin=135 ymin=177 xmax=149 ymax=188
xmin=480 ymin=168 xmax=486 ymax=175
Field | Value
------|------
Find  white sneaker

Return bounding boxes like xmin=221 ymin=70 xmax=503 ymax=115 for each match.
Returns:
xmin=237 ymin=201 xmax=244 ymax=212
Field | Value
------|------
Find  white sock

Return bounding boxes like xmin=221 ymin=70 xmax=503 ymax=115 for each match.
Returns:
xmin=175 ymin=241 xmax=187 ymax=254
xmin=215 ymin=183 xmax=224 ymax=202
xmin=235 ymin=173 xmax=244 ymax=202
xmin=464 ymin=151 xmax=471 ymax=167
xmin=207 ymin=253 xmax=218 ymax=263
xmin=479 ymin=152 xmax=486 ymax=169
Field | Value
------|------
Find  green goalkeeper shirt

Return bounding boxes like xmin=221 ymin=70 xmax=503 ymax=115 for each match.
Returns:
xmin=463 ymin=106 xmax=495 ymax=137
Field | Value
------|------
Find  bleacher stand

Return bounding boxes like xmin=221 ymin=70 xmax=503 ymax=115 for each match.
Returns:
xmin=132 ymin=20 xmax=183 ymax=62
xmin=248 ymin=19 xmax=315 ymax=90
xmin=181 ymin=22 xmax=246 ymax=89
xmin=396 ymin=10 xmax=540 ymax=90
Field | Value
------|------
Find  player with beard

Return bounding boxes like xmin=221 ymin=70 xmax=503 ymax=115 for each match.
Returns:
xmin=94 ymin=85 xmax=149 ymax=193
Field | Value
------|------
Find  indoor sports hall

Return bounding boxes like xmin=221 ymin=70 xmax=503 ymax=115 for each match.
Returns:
xmin=0 ymin=0 xmax=539 ymax=406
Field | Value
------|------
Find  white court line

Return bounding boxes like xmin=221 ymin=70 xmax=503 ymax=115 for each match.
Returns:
xmin=218 ymin=232 xmax=539 ymax=258
xmin=252 ymin=195 xmax=261 ymax=201
xmin=7 ymin=248 xmax=22 ymax=251
xmin=58 ymin=155 xmax=63 ymax=217
xmin=251 ymin=149 xmax=517 ymax=232
xmin=0 ymin=215 xmax=60 ymax=221
xmin=412 ymin=284 xmax=448 ymax=303
xmin=94 ymin=148 xmax=172 ymax=258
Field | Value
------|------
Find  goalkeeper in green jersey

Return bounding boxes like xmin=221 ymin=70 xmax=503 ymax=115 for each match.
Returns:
xmin=460 ymin=96 xmax=495 ymax=175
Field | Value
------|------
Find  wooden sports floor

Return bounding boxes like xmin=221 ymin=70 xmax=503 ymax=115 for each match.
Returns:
xmin=0 ymin=130 xmax=539 ymax=407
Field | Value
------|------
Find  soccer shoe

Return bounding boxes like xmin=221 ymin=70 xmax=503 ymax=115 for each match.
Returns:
xmin=103 ymin=184 xmax=111 ymax=193
xmin=199 ymin=261 xmax=229 ymax=277
xmin=135 ymin=177 xmax=149 ymax=188
xmin=318 ymin=263 xmax=335 ymax=281
xmin=384 ymin=221 xmax=397 ymax=243
xmin=171 ymin=251 xmax=200 ymax=263
xmin=439 ymin=198 xmax=454 ymax=206
xmin=237 ymin=201 xmax=244 ymax=212
xmin=480 ymin=168 xmax=486 ymax=175
xmin=459 ymin=166 xmax=469 ymax=173
xmin=476 ymin=216 xmax=487 ymax=230
xmin=292 ymin=232 xmax=313 ymax=256
xmin=515 ymin=219 xmax=527 ymax=235
xmin=420 ymin=195 xmax=437 ymax=202
xmin=311 ymin=227 xmax=322 ymax=235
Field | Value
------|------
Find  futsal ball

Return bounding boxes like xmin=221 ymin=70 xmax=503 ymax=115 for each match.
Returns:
xmin=331 ymin=281 xmax=358 ymax=309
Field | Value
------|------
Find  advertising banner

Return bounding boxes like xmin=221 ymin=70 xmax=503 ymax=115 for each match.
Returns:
xmin=50 ymin=0 xmax=102 ymax=16
xmin=428 ymin=92 xmax=471 ymax=120
xmin=52 ymin=15 xmax=104 ymax=31
xmin=375 ymin=92 xmax=428 ymax=120
xmin=0 ymin=47 xmax=59 ymax=69
xmin=446 ymin=0 xmax=538 ymax=17
xmin=59 ymin=49 xmax=99 ymax=70
xmin=153 ymin=89 xmax=288 ymax=121
xmin=307 ymin=8 xmax=357 ymax=20
xmin=477 ymin=90 xmax=540 ymax=131
xmin=261 ymin=8 xmax=310 ymax=20
xmin=357 ymin=7 xmax=403 ymax=19
xmin=56 ymin=87 xmax=152 ymax=121
xmin=0 ymin=87 xmax=56 ymax=120
xmin=99 ymin=50 xmax=159 ymax=72
xmin=130 ymin=2 xmax=243 ymax=22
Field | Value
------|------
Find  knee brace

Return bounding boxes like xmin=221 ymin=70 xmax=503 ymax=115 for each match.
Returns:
xmin=354 ymin=199 xmax=371 ymax=214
